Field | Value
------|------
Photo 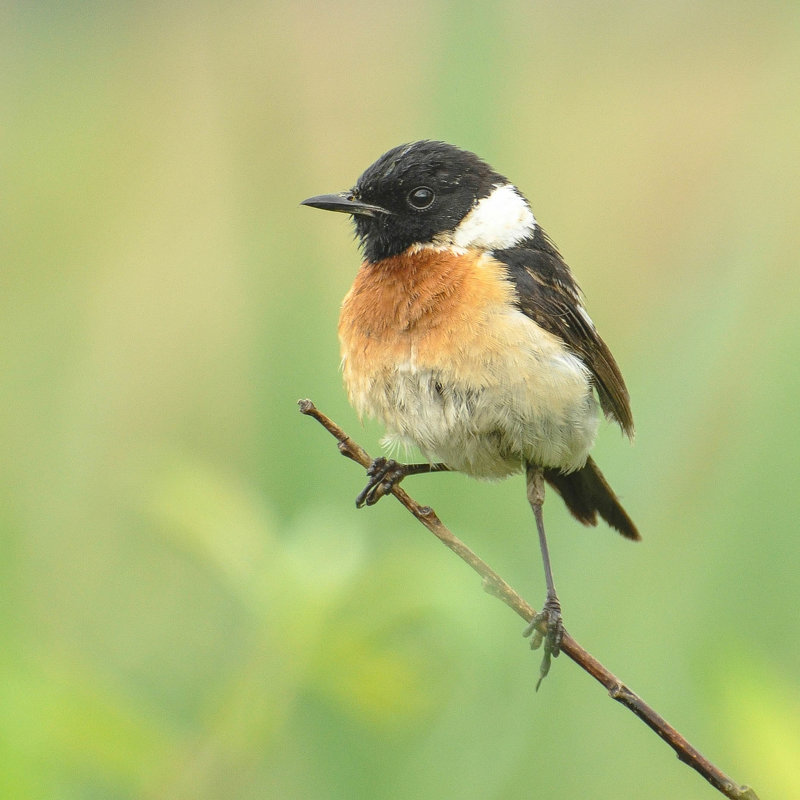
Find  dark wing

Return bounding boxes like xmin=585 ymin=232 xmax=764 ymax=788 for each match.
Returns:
xmin=494 ymin=227 xmax=634 ymax=438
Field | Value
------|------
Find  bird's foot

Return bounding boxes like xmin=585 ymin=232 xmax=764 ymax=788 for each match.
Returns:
xmin=522 ymin=596 xmax=564 ymax=690
xmin=355 ymin=458 xmax=408 ymax=507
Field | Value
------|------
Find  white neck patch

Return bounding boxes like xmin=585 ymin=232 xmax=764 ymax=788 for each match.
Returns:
xmin=450 ymin=183 xmax=536 ymax=250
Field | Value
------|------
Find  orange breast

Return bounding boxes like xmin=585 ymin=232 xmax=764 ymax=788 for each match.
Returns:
xmin=338 ymin=247 xmax=516 ymax=379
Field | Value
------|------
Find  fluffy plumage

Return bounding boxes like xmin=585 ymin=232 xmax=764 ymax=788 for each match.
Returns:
xmin=303 ymin=140 xmax=638 ymax=539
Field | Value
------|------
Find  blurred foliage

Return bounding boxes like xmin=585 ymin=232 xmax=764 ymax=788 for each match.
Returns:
xmin=3 ymin=2 xmax=800 ymax=798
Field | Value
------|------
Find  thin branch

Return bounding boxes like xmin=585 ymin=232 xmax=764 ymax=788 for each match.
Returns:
xmin=298 ymin=399 xmax=759 ymax=800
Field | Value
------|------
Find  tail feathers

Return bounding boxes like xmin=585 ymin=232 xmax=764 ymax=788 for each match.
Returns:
xmin=543 ymin=456 xmax=640 ymax=541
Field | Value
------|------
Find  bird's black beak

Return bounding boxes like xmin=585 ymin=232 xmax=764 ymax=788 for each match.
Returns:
xmin=300 ymin=192 xmax=390 ymax=218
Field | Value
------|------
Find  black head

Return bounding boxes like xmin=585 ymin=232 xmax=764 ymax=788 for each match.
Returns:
xmin=301 ymin=140 xmax=510 ymax=262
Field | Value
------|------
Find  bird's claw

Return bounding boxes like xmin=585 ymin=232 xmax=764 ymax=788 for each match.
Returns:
xmin=522 ymin=597 xmax=564 ymax=690
xmin=355 ymin=458 xmax=407 ymax=507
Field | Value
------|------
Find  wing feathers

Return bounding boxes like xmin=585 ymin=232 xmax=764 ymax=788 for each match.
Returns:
xmin=494 ymin=228 xmax=634 ymax=438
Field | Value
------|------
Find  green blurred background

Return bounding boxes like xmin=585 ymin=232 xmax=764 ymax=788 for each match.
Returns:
xmin=4 ymin=2 xmax=799 ymax=798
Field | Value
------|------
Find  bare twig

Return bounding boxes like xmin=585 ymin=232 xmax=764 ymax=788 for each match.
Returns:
xmin=298 ymin=398 xmax=759 ymax=800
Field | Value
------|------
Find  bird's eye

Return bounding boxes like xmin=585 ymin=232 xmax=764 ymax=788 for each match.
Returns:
xmin=407 ymin=186 xmax=435 ymax=210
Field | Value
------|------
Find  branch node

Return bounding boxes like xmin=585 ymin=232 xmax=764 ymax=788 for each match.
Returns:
xmin=482 ymin=575 xmax=504 ymax=599
xmin=608 ymin=682 xmax=627 ymax=700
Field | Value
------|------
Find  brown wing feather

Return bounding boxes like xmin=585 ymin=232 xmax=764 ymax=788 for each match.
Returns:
xmin=494 ymin=228 xmax=634 ymax=438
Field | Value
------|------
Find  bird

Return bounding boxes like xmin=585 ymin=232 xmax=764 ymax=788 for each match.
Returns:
xmin=301 ymin=140 xmax=639 ymax=686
